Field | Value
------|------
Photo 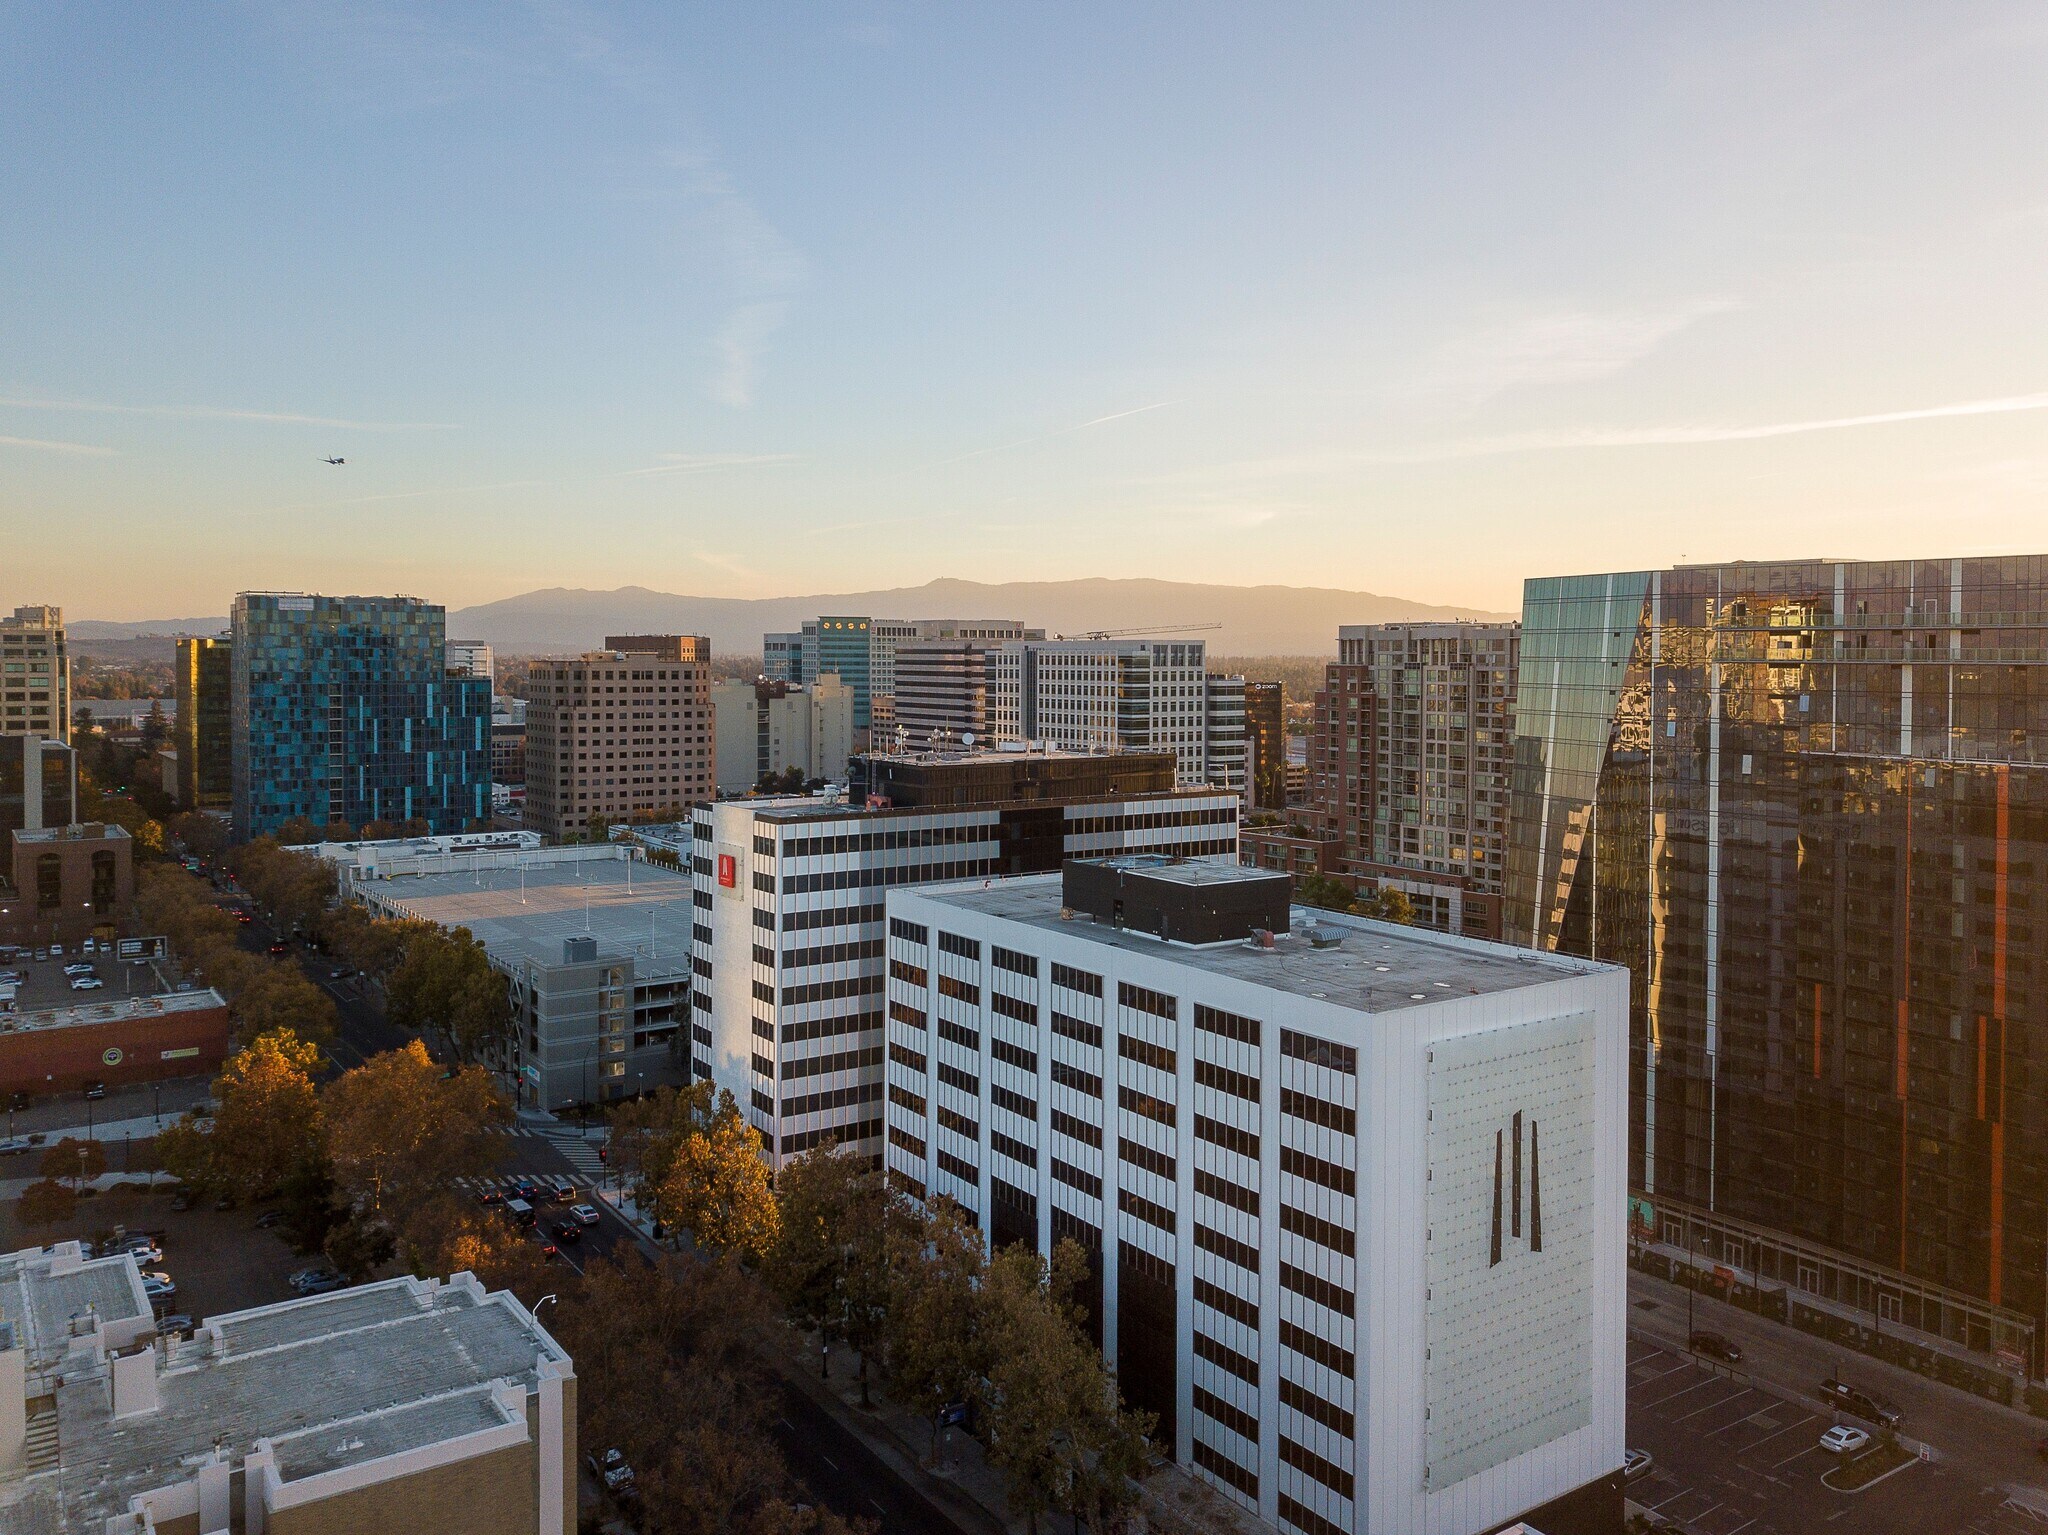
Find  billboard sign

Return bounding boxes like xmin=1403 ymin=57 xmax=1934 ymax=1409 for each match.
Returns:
xmin=118 ymin=936 xmax=168 ymax=962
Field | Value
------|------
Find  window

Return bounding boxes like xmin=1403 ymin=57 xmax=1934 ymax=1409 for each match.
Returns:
xmin=937 ymin=1105 xmax=979 ymax=1140
xmin=1192 ymin=1432 xmax=1260 ymax=1498
xmin=1194 ymin=1003 xmax=1260 ymax=1046
xmin=1192 ymin=1385 xmax=1260 ymax=1448
xmin=1118 ymin=1137 xmax=1176 ymax=1180
xmin=1192 ymin=1329 xmax=1259 ymax=1385
xmin=938 ymin=1018 xmax=980 ymax=1052
xmin=1281 ymin=1146 xmax=1355 ymax=1198
xmin=1279 ymin=1376 xmax=1354 ymax=1437
xmin=1279 ymin=1494 xmax=1347 ymax=1535
xmin=1279 ymin=1321 xmax=1353 ymax=1377
xmin=990 ymin=1037 xmax=1037 ymax=1074
xmin=1194 ymin=1169 xmax=1258 ymax=1216
xmin=992 ymin=945 xmax=1038 ymax=978
xmin=990 ymin=1083 xmax=1037 ymax=1121
xmin=1118 ymin=982 xmax=1177 ymax=1020
xmin=1118 ymin=1034 xmax=1177 ymax=1073
xmin=1051 ymin=962 xmax=1103 ymax=997
xmin=888 ymin=1124 xmax=926 ymax=1160
xmin=991 ymin=1129 xmax=1037 ymax=1169
xmin=1195 ymin=1114 xmax=1259 ymax=1160
xmin=938 ymin=974 xmax=981 ymax=1005
xmin=1051 ymin=1158 xmax=1102 ymax=1200
xmin=1118 ymin=1086 xmax=1176 ymax=1127
xmin=1051 ymin=1011 xmax=1102 ymax=1050
xmin=1279 ymin=1436 xmax=1352 ymax=1499
xmin=937 ymin=1063 xmax=980 ymax=1097
xmin=890 ymin=959 xmax=928 ymax=988
xmin=1195 ymin=1223 xmax=1259 ymax=1273
xmin=936 ymin=1149 xmax=978 ymax=1186
xmin=889 ymin=1000 xmax=927 ymax=1031
xmin=889 ymin=1042 xmax=927 ymax=1075
xmin=1281 ymin=1029 xmax=1356 ymax=1075
xmin=1280 ymin=1262 xmax=1353 ymax=1317
xmin=1194 ymin=1275 xmax=1257 ymax=1329
xmin=939 ymin=930 xmax=981 ymax=960
xmin=1118 ymin=1187 xmax=1176 ymax=1233
xmin=1051 ymin=1060 xmax=1103 ymax=1098
xmin=1050 ymin=1108 xmax=1102 ymax=1149
xmin=991 ymin=990 xmax=1036 ymax=1026
xmin=1194 ymin=1059 xmax=1259 ymax=1103
xmin=1281 ymin=1088 xmax=1355 ymax=1137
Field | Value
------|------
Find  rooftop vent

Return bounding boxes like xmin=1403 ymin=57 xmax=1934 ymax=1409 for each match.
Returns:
xmin=563 ymin=936 xmax=597 ymax=964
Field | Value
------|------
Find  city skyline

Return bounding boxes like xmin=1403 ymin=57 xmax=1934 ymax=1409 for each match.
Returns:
xmin=9 ymin=6 xmax=2048 ymax=618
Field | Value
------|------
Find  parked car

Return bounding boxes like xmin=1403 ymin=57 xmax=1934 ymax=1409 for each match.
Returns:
xmin=142 ymin=1276 xmax=177 ymax=1302
xmin=112 ymin=1240 xmax=164 ymax=1265
xmin=297 ymin=1273 xmax=349 ymax=1295
xmin=1689 ymin=1330 xmax=1741 ymax=1364
xmin=32 ymin=948 xmax=48 ymax=961
xmin=587 ymin=1447 xmax=636 ymax=1497
xmin=1817 ymin=1378 xmax=1901 ymax=1428
xmin=288 ymin=1265 xmax=340 ymax=1292
xmin=156 ymin=1313 xmax=194 ymax=1339
xmin=0 ymin=1137 xmax=35 ymax=1157
xmin=1819 ymin=1424 xmax=1871 ymax=1456
xmin=169 ymin=1190 xmax=196 ymax=1212
xmin=1622 ymin=1448 xmax=1654 ymax=1484
xmin=571 ymin=1204 xmax=601 ymax=1226
xmin=71 ymin=976 xmax=105 ymax=991
xmin=83 ymin=1081 xmax=106 ymax=1100
xmin=63 ymin=962 xmax=95 ymax=976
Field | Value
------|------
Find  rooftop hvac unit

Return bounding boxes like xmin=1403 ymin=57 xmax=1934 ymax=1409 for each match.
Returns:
xmin=563 ymin=936 xmax=598 ymax=964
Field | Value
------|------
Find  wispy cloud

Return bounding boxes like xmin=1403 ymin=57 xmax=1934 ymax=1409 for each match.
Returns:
xmin=924 ymin=400 xmax=1180 ymax=471
xmin=616 ymin=452 xmax=798 ymax=478
xmin=0 ymin=393 xmax=456 ymax=431
xmin=0 ymin=432 xmax=116 ymax=457
xmin=661 ymin=147 xmax=807 ymax=410
xmin=708 ymin=301 xmax=791 ymax=409
xmin=1426 ymin=299 xmax=1742 ymax=404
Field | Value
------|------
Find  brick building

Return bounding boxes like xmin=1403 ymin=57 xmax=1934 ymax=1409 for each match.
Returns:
xmin=3 ymin=823 xmax=133 ymax=947
xmin=0 ymin=988 xmax=231 ymax=1096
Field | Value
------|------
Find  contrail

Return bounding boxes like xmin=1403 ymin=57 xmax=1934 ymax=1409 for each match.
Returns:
xmin=926 ymin=399 xmax=1179 ymax=470
xmin=0 ymin=432 xmax=116 ymax=456
xmin=0 ymin=394 xmax=457 ymax=431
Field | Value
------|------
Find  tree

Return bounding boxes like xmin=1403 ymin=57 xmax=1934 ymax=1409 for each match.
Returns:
xmin=1295 ymin=873 xmax=1356 ymax=913
xmin=18 ymin=1179 xmax=76 ymax=1225
xmin=229 ymin=964 xmax=339 ymax=1049
xmin=398 ymin=1192 xmax=552 ymax=1302
xmin=40 ymin=1136 xmax=107 ymax=1192
xmin=155 ymin=1113 xmax=219 ymax=1195
xmin=765 ymin=1142 xmax=895 ymax=1398
xmin=385 ymin=926 xmax=511 ymax=1063
xmin=651 ymin=1090 xmax=779 ymax=1263
xmin=323 ymin=1041 xmax=509 ymax=1220
xmin=885 ymin=1194 xmax=987 ymax=1458
xmin=276 ymin=1152 xmax=343 ymax=1255
xmin=321 ymin=907 xmax=423 ymax=981
xmin=1358 ymin=885 xmax=1415 ymax=925
xmin=607 ymin=1081 xmax=715 ymax=1192
xmin=324 ymin=1214 xmax=396 ymax=1280
xmin=209 ymin=1028 xmax=325 ymax=1198
xmin=166 ymin=811 xmax=229 ymax=860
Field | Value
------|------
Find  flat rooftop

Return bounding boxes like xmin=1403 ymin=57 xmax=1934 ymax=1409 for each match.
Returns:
xmin=357 ymin=853 xmax=693 ymax=976
xmin=729 ymin=784 xmax=1229 ymax=826
xmin=0 ymin=987 xmax=226 ymax=1036
xmin=1078 ymin=854 xmax=1281 ymax=889
xmin=0 ymin=1244 xmax=152 ymax=1367
xmin=21 ymin=1274 xmax=566 ymax=1533
xmin=908 ymin=874 xmax=1604 ymax=1015
xmin=857 ymin=745 xmax=1146 ymax=766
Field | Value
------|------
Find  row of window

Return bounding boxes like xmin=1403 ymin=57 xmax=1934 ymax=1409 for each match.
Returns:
xmin=1282 ymin=1087 xmax=1355 ymax=1137
xmin=1196 ymin=1114 xmax=1260 ymax=1161
xmin=939 ymin=974 xmax=979 ymax=1005
xmin=993 ymin=945 xmax=1037 ymax=978
xmin=1282 ymin=1261 xmax=1353 ymax=1317
xmin=939 ymin=930 xmax=980 ymax=960
xmin=991 ymin=1083 xmax=1036 ymax=1122
xmin=938 ymin=1018 xmax=979 ymax=1052
xmin=1195 ymin=1168 xmax=1258 ymax=1216
xmin=1195 ymin=1002 xmax=1261 ymax=1046
xmin=889 ymin=916 xmax=926 ymax=944
xmin=782 ymin=937 xmax=885 ymax=969
xmin=1052 ymin=1157 xmax=1102 ymax=1200
xmin=990 ymin=1037 xmax=1036 ymax=1074
xmin=937 ymin=1063 xmax=979 ymax=1097
xmin=1119 ymin=1187 xmax=1175 ymax=1233
xmin=784 ymin=902 xmax=887 ymax=932
xmin=1119 ymin=1034 xmax=1176 ymax=1074
xmin=781 ymin=1079 xmax=884 ymax=1120
xmin=1192 ymin=1432 xmax=1258 ymax=1500
xmin=1051 ymin=961 xmax=1103 ymax=997
xmin=1195 ymin=1058 xmax=1259 ymax=1103
xmin=780 ymin=1009 xmax=882 ymax=1045
xmin=1118 ymin=981 xmax=1178 ymax=1020
xmin=1118 ymin=1136 xmax=1175 ymax=1181
xmin=992 ymin=1129 xmax=1037 ymax=1169
xmin=991 ymin=990 xmax=1036 ymax=1025
xmin=1281 ymin=1027 xmax=1357 ymax=1076
xmin=1051 ymin=1010 xmax=1102 ymax=1049
xmin=1280 ymin=1204 xmax=1354 ymax=1258
xmin=938 ymin=1105 xmax=978 ymax=1141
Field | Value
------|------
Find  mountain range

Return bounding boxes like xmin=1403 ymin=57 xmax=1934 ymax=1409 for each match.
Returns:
xmin=68 ymin=577 xmax=1514 ymax=657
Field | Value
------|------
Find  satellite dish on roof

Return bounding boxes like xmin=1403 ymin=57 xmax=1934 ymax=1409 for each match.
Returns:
xmin=961 ymin=732 xmax=976 ymax=747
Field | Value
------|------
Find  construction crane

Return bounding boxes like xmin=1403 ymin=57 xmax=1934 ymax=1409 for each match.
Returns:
xmin=1052 ymin=622 xmax=1223 ymax=641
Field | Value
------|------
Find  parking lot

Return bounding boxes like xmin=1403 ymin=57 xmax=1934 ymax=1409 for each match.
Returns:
xmin=1627 ymin=1334 xmax=2039 ymax=1533
xmin=0 ymin=943 xmax=157 ymax=1012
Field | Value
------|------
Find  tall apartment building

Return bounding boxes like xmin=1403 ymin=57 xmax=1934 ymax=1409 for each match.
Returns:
xmin=172 ymin=634 xmax=233 ymax=809
xmin=1506 ymin=557 xmax=2048 ymax=1382
xmin=987 ymin=638 xmax=1248 ymax=794
xmin=764 ymin=632 xmax=806 ymax=683
xmin=229 ymin=594 xmax=493 ymax=840
xmin=884 ymin=858 xmax=1628 ymax=1535
xmin=0 ymin=736 xmax=75 ymax=840
xmin=522 ymin=636 xmax=713 ymax=842
xmin=1245 ymin=681 xmax=1287 ymax=811
xmin=689 ymin=750 xmax=1240 ymax=1167
xmin=1302 ymin=624 xmax=1519 ymax=939
xmin=447 ymin=639 xmax=495 ymax=681
xmin=1 ymin=605 xmax=69 ymax=744
xmin=0 ymin=1245 xmax=574 ymax=1535
xmin=711 ymin=676 xmax=855 ymax=793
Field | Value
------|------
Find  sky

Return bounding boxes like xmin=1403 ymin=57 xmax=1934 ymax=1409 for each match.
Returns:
xmin=5 ymin=3 xmax=2048 ymax=620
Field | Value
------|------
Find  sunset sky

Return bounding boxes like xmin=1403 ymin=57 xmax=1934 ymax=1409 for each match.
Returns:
xmin=6 ymin=4 xmax=2048 ymax=619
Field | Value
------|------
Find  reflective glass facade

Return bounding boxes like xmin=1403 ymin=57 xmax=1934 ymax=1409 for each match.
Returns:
xmin=231 ymin=594 xmax=492 ymax=840
xmin=1506 ymin=558 xmax=2048 ymax=1370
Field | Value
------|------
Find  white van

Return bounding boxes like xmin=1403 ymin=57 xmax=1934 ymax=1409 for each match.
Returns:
xmin=504 ymin=1197 xmax=536 ymax=1227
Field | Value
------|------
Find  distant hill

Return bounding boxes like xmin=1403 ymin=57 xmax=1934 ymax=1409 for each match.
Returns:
xmin=446 ymin=578 xmax=1512 ymax=656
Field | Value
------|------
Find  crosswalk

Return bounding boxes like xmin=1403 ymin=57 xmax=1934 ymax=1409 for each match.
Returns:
xmin=455 ymin=1168 xmax=601 ymax=1198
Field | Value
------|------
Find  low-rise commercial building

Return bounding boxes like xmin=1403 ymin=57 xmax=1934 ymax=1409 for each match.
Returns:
xmin=884 ymin=858 xmax=1628 ymax=1535
xmin=4 ymin=823 xmax=132 ymax=947
xmin=0 ymin=1250 xmax=574 ymax=1535
xmin=0 ymin=987 xmax=230 ymax=1096
xmin=690 ymin=749 xmax=1240 ymax=1167
xmin=345 ymin=844 xmax=689 ymax=1109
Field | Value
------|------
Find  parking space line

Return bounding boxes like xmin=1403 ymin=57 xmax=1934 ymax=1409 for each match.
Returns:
xmin=1674 ymin=1386 xmax=1756 ymax=1424
xmin=1638 ymin=1374 xmax=1732 ymax=1409
xmin=1732 ymin=1412 xmax=1819 ymax=1453
xmin=1772 ymin=1443 xmax=1821 ymax=1471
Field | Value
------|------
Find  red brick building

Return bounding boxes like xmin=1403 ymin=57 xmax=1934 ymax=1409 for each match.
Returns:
xmin=0 ymin=988 xmax=229 ymax=1096
xmin=3 ymin=821 xmax=134 ymax=947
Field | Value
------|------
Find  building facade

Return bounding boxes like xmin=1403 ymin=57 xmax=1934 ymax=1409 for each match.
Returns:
xmin=710 ymin=677 xmax=854 ymax=794
xmin=229 ymin=594 xmax=493 ymax=840
xmin=521 ymin=638 xmax=713 ymax=842
xmin=1505 ymin=557 xmax=2048 ymax=1380
xmin=447 ymin=640 xmax=495 ymax=681
xmin=1 ymin=606 xmax=68 ymax=745
xmin=891 ymin=639 xmax=990 ymax=746
xmin=688 ymin=753 xmax=1241 ymax=1168
xmin=0 ymin=736 xmax=74 ymax=842
xmin=4 ymin=822 xmax=132 ymax=945
xmin=173 ymin=635 xmax=233 ymax=810
xmin=802 ymin=618 xmax=874 ymax=729
xmin=1300 ymin=624 xmax=1518 ymax=939
xmin=987 ymin=638 xmax=1249 ymax=794
xmin=763 ymin=632 xmax=806 ymax=684
xmin=1246 ymin=681 xmax=1287 ymax=811
xmin=883 ymin=859 xmax=1628 ymax=1535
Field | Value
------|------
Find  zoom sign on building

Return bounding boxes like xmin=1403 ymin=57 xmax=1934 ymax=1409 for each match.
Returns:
xmin=1424 ymin=1014 xmax=1597 ymax=1490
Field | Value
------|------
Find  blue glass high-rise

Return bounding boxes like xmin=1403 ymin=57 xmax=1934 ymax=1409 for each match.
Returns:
xmin=230 ymin=593 xmax=492 ymax=840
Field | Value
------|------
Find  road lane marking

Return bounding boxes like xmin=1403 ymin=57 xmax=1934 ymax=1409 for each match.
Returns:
xmin=869 ymin=1498 xmax=886 ymax=1513
xmin=821 ymin=1455 xmax=838 ymax=1471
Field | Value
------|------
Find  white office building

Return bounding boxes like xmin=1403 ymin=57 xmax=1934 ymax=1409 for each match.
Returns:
xmin=987 ymin=639 xmax=1248 ymax=796
xmin=446 ymin=640 xmax=495 ymax=682
xmin=884 ymin=857 xmax=1627 ymax=1535
xmin=688 ymin=753 xmax=1239 ymax=1167
xmin=711 ymin=676 xmax=855 ymax=794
